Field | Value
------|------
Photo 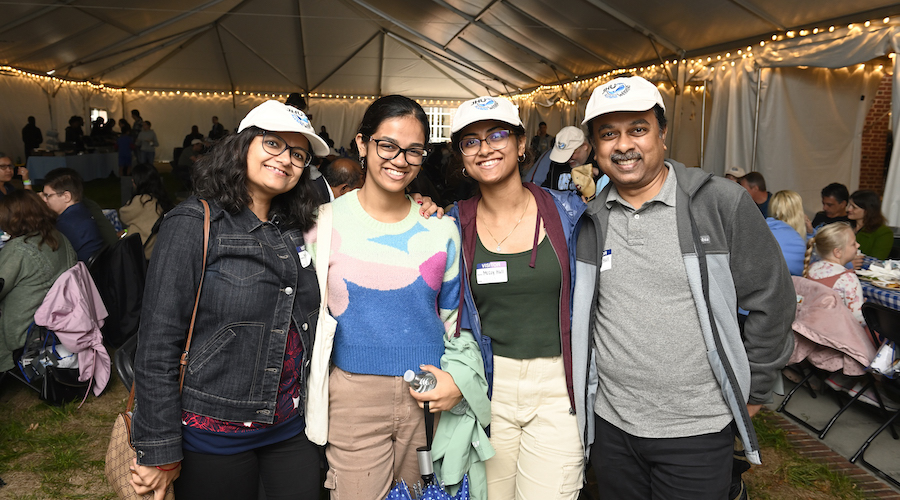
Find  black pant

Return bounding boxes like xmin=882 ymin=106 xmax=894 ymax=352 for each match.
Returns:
xmin=175 ymin=431 xmax=321 ymax=500
xmin=592 ymin=414 xmax=734 ymax=500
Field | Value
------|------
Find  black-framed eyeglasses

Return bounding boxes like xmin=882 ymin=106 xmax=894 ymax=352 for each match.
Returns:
xmin=260 ymin=132 xmax=312 ymax=168
xmin=459 ymin=130 xmax=512 ymax=156
xmin=369 ymin=138 xmax=427 ymax=166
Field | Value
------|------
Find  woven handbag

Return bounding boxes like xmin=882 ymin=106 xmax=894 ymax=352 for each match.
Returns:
xmin=104 ymin=199 xmax=210 ymax=500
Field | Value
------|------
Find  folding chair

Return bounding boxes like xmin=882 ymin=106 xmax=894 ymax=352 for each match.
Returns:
xmin=849 ymin=303 xmax=900 ymax=487
xmin=778 ymin=277 xmax=890 ymax=439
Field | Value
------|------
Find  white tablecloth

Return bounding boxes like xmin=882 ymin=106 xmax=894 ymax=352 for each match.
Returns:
xmin=27 ymin=153 xmax=117 ymax=182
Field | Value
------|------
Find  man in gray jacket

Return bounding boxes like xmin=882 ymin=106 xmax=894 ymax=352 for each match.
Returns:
xmin=572 ymin=76 xmax=794 ymax=499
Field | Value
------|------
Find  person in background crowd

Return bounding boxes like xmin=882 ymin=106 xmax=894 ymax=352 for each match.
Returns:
xmin=577 ymin=75 xmax=794 ymax=499
xmin=449 ymin=95 xmax=587 ymax=499
xmin=739 ymin=171 xmax=772 ymax=217
xmin=136 ymin=121 xmax=159 ymax=165
xmin=804 ymin=222 xmax=866 ymax=326
xmin=119 ymin=163 xmax=174 ymax=260
xmin=91 ymin=117 xmax=107 ymax=137
xmin=530 ymin=121 xmax=554 ymax=157
xmin=130 ymin=110 xmax=144 ymax=140
xmin=811 ymin=182 xmax=851 ymax=230
xmin=130 ymin=100 xmax=330 ymax=499
xmin=542 ymin=125 xmax=594 ymax=192
xmin=0 ymin=190 xmax=77 ymax=374
xmin=0 ymin=156 xmax=33 ymax=199
xmin=724 ymin=166 xmax=745 ymax=182
xmin=183 ymin=125 xmax=204 ymax=148
xmin=117 ymin=120 xmax=135 ymax=176
xmin=767 ymin=190 xmax=808 ymax=276
xmin=848 ymin=189 xmax=893 ymax=260
xmin=22 ymin=116 xmax=43 ymax=158
xmin=40 ymin=168 xmax=104 ymax=262
xmin=320 ymin=157 xmax=363 ymax=200
xmin=208 ymin=115 xmax=226 ymax=141
xmin=65 ymin=116 xmax=85 ymax=150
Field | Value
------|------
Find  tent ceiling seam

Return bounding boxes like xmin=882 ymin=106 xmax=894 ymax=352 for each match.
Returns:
xmin=309 ymin=30 xmax=381 ymax=92
xmin=431 ymin=0 xmax=576 ymax=79
xmin=581 ymin=0 xmax=683 ymax=55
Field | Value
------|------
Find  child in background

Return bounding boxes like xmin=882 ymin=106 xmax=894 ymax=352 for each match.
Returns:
xmin=804 ymin=222 xmax=865 ymax=326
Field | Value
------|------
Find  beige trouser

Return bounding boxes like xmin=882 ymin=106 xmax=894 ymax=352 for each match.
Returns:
xmin=486 ymin=355 xmax=584 ymax=500
xmin=324 ymin=367 xmax=426 ymax=500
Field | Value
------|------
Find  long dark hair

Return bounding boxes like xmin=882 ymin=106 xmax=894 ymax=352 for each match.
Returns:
xmin=0 ymin=190 xmax=60 ymax=251
xmin=850 ymin=189 xmax=886 ymax=233
xmin=357 ymin=95 xmax=429 ymax=143
xmin=192 ymin=126 xmax=318 ymax=231
xmin=128 ymin=163 xmax=174 ymax=213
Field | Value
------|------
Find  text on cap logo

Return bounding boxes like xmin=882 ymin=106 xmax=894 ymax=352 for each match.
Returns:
xmin=472 ymin=97 xmax=499 ymax=110
xmin=602 ymin=82 xmax=630 ymax=99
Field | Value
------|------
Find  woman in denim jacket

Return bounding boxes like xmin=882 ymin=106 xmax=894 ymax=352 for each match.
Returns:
xmin=130 ymin=100 xmax=331 ymax=499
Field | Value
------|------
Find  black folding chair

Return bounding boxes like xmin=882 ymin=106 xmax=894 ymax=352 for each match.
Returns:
xmin=849 ymin=303 xmax=900 ymax=487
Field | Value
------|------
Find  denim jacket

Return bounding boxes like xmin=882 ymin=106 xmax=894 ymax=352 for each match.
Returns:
xmin=132 ymin=197 xmax=320 ymax=466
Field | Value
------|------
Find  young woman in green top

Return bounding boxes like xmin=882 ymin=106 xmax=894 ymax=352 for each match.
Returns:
xmin=847 ymin=190 xmax=893 ymax=260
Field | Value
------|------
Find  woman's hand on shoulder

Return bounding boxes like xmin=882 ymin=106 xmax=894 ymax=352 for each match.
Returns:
xmin=130 ymin=457 xmax=180 ymax=500
xmin=408 ymin=364 xmax=463 ymax=412
xmin=411 ymin=194 xmax=445 ymax=219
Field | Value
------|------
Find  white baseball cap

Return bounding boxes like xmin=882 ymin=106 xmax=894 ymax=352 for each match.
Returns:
xmin=582 ymin=76 xmax=666 ymax=126
xmin=451 ymin=96 xmax=522 ymax=134
xmin=238 ymin=100 xmax=330 ymax=156
xmin=549 ymin=126 xmax=586 ymax=163
xmin=724 ymin=166 xmax=746 ymax=178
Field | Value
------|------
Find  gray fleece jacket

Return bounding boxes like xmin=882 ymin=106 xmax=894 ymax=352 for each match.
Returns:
xmin=571 ymin=160 xmax=795 ymax=465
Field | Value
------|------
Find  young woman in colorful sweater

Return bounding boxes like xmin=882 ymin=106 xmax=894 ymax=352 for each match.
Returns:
xmin=307 ymin=95 xmax=464 ymax=499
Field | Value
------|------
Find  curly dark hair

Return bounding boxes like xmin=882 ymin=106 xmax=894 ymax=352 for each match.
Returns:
xmin=850 ymin=189 xmax=886 ymax=233
xmin=0 ymin=190 xmax=60 ymax=251
xmin=127 ymin=163 xmax=174 ymax=214
xmin=448 ymin=122 xmax=534 ymax=182
xmin=191 ymin=126 xmax=319 ymax=231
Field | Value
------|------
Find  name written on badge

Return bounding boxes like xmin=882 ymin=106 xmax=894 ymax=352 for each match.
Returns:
xmin=476 ymin=261 xmax=508 ymax=284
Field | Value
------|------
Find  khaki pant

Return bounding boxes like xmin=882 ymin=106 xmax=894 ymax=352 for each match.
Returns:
xmin=325 ymin=367 xmax=426 ymax=500
xmin=486 ymin=355 xmax=584 ymax=500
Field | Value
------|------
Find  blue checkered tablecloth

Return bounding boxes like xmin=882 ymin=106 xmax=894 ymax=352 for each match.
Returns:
xmin=860 ymin=257 xmax=900 ymax=310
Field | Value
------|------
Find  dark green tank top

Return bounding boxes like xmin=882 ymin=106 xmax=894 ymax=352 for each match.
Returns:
xmin=471 ymin=235 xmax=562 ymax=359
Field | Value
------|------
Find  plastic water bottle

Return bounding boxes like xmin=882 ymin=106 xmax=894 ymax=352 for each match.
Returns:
xmin=404 ymin=369 xmax=436 ymax=393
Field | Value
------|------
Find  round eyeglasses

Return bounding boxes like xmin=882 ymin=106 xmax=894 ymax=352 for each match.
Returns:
xmin=369 ymin=138 xmax=427 ymax=166
xmin=260 ymin=132 xmax=312 ymax=168
xmin=459 ymin=130 xmax=512 ymax=156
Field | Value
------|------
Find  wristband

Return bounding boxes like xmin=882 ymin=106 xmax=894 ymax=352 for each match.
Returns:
xmin=155 ymin=463 xmax=180 ymax=472
xmin=22 ymin=180 xmax=31 ymax=186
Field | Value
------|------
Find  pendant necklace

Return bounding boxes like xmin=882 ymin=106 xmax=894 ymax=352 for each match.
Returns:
xmin=482 ymin=196 xmax=530 ymax=252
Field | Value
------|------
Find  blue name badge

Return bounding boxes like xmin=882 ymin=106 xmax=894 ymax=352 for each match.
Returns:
xmin=475 ymin=261 xmax=508 ymax=284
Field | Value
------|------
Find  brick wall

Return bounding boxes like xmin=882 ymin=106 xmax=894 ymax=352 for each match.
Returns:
xmin=860 ymin=75 xmax=892 ymax=195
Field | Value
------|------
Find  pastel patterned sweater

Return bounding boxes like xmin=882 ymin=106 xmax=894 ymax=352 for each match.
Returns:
xmin=307 ymin=191 xmax=461 ymax=376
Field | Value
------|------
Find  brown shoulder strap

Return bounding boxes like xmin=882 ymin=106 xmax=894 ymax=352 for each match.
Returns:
xmin=178 ymin=199 xmax=211 ymax=391
xmin=809 ymin=268 xmax=853 ymax=289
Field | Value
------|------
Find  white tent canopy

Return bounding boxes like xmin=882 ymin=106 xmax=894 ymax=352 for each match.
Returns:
xmin=3 ymin=0 xmax=900 ymax=221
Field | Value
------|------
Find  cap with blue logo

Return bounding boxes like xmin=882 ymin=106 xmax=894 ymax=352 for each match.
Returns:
xmin=238 ymin=100 xmax=330 ymax=156
xmin=549 ymin=126 xmax=586 ymax=163
xmin=451 ymin=96 xmax=523 ymax=134
xmin=582 ymin=76 xmax=666 ymax=126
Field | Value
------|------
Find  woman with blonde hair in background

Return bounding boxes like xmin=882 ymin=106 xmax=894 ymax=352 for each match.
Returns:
xmin=767 ymin=190 xmax=808 ymax=276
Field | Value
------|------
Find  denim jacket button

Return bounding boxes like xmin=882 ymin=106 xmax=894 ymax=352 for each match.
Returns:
xmin=302 ymin=323 xmax=308 ymax=331
xmin=284 ymin=287 xmax=294 ymax=295
xmin=137 ymin=450 xmax=144 ymax=458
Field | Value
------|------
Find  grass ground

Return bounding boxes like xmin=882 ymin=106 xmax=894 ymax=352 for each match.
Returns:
xmin=0 ymin=373 xmax=878 ymax=500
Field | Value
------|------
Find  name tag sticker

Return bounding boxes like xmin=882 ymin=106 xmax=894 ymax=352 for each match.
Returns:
xmin=600 ymin=249 xmax=612 ymax=272
xmin=475 ymin=261 xmax=508 ymax=284
xmin=297 ymin=245 xmax=312 ymax=268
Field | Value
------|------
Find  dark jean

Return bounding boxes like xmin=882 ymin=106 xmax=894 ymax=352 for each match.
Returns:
xmin=175 ymin=432 xmax=321 ymax=500
xmin=592 ymin=414 xmax=734 ymax=500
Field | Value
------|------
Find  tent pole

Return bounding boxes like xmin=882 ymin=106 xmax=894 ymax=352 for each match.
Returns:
xmin=751 ymin=67 xmax=762 ymax=172
xmin=700 ymin=80 xmax=708 ymax=170
xmin=377 ymin=32 xmax=385 ymax=98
